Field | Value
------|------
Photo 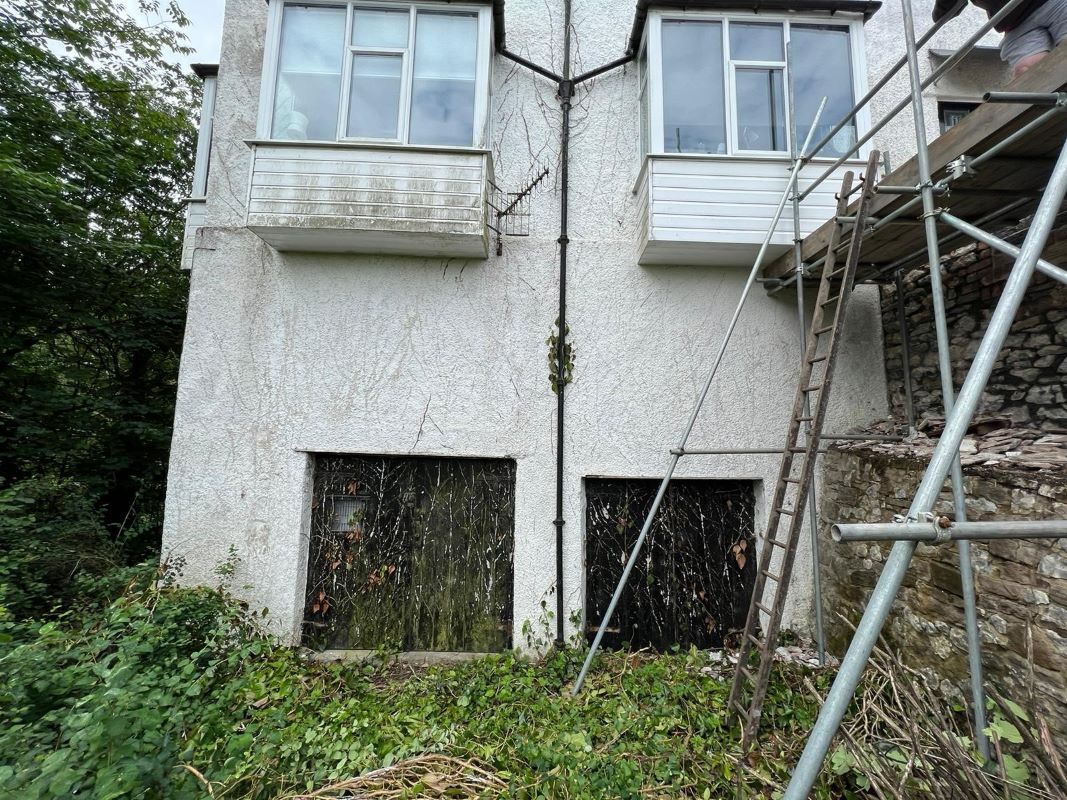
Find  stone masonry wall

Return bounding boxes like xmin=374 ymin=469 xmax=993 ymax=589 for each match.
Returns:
xmin=819 ymin=448 xmax=1067 ymax=746
xmin=881 ymin=235 xmax=1067 ymax=431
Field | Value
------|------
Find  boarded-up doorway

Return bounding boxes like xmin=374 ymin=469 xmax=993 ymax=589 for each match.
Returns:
xmin=585 ymin=478 xmax=756 ymax=650
xmin=304 ymin=454 xmax=515 ymax=652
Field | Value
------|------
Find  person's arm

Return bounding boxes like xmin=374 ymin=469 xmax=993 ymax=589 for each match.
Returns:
xmin=932 ymin=0 xmax=967 ymax=23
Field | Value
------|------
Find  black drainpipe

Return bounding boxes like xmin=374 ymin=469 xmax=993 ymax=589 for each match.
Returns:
xmin=498 ymin=3 xmax=634 ymax=648
xmin=553 ymin=0 xmax=574 ymax=650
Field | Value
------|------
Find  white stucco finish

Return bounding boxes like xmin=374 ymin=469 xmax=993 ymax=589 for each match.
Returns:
xmin=166 ymin=0 xmax=898 ymax=647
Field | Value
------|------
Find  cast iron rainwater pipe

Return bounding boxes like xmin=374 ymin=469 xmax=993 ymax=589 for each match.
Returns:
xmin=496 ymin=1 xmax=636 ymax=646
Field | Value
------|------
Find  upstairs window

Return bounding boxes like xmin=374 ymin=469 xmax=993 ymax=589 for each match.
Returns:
xmin=938 ymin=100 xmax=979 ymax=133
xmin=649 ymin=13 xmax=865 ymax=159
xmin=264 ymin=1 xmax=490 ymax=147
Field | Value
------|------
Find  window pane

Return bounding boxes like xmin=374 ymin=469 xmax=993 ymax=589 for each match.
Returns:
xmin=347 ymin=54 xmax=403 ymax=139
xmin=791 ymin=25 xmax=856 ymax=157
xmin=736 ymin=68 xmax=786 ymax=151
xmin=662 ymin=21 xmax=726 ymax=154
xmin=408 ymin=11 xmax=479 ymax=146
xmin=729 ymin=22 xmax=783 ymax=61
xmin=273 ymin=5 xmax=346 ymax=140
xmin=352 ymin=8 xmax=409 ymax=48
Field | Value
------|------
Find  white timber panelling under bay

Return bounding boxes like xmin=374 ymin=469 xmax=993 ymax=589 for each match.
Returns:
xmin=636 ymin=156 xmax=865 ymax=267
xmin=182 ymin=199 xmax=208 ymax=271
xmin=245 ymin=142 xmax=491 ymax=258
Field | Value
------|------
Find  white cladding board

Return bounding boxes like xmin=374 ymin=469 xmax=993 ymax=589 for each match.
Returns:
xmin=246 ymin=144 xmax=490 ymax=258
xmin=638 ymin=156 xmax=860 ymax=266
xmin=182 ymin=199 xmax=208 ymax=271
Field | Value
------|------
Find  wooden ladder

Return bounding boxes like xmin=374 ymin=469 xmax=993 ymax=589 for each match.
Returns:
xmin=728 ymin=150 xmax=881 ymax=750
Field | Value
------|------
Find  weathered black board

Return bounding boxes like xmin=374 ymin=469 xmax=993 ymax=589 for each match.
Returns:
xmin=304 ymin=454 xmax=515 ymax=652
xmin=584 ymin=478 xmax=756 ymax=651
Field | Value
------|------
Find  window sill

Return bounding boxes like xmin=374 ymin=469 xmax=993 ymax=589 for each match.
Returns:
xmin=647 ymin=151 xmax=869 ymax=165
xmin=244 ymin=138 xmax=491 ymax=158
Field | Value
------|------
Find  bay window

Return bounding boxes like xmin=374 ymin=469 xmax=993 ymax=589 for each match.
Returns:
xmin=648 ymin=13 xmax=865 ymax=159
xmin=264 ymin=1 xmax=491 ymax=148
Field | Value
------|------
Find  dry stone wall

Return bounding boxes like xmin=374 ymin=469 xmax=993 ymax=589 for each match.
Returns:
xmin=818 ymin=448 xmax=1067 ymax=748
xmin=881 ymin=235 xmax=1067 ymax=431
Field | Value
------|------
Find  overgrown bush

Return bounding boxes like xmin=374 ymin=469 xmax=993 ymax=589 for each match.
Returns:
xmin=0 ymin=477 xmax=148 ymax=621
xmin=1 ymin=574 xmax=1056 ymax=799
xmin=0 ymin=575 xmax=834 ymax=799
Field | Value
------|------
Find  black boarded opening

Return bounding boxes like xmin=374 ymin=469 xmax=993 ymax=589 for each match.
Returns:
xmin=585 ymin=478 xmax=756 ymax=651
xmin=303 ymin=454 xmax=515 ymax=653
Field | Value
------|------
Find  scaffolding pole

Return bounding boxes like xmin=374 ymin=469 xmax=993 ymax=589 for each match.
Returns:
xmin=939 ymin=211 xmax=1067 ymax=285
xmin=833 ymin=518 xmax=1067 ymax=542
xmin=894 ymin=269 xmax=917 ymax=434
xmin=783 ymin=116 xmax=1067 ymax=800
xmin=789 ymin=35 xmax=827 ymax=664
xmin=897 ymin=0 xmax=989 ymax=759
xmin=571 ymin=100 xmax=827 ymax=697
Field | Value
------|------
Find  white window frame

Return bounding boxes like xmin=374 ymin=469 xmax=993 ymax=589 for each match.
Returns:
xmin=644 ymin=9 xmax=871 ymax=162
xmin=257 ymin=0 xmax=493 ymax=149
xmin=191 ymin=73 xmax=217 ymax=198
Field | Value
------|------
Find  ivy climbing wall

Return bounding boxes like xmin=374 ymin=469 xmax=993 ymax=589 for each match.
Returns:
xmin=584 ymin=479 xmax=756 ymax=651
xmin=304 ymin=455 xmax=516 ymax=653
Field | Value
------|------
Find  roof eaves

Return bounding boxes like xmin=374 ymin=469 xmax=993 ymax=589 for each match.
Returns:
xmin=191 ymin=63 xmax=219 ymax=79
xmin=626 ymin=0 xmax=883 ymax=56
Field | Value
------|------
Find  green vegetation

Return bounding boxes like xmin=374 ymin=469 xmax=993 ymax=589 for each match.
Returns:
xmin=0 ymin=0 xmax=195 ymax=585
xmin=2 ymin=570 xmax=1060 ymax=799
xmin=0 ymin=573 xmax=846 ymax=799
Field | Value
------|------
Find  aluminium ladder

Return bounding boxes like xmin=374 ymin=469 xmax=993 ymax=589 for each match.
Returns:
xmin=728 ymin=151 xmax=882 ymax=750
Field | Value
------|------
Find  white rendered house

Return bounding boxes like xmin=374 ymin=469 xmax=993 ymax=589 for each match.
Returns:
xmin=165 ymin=0 xmax=1006 ymax=652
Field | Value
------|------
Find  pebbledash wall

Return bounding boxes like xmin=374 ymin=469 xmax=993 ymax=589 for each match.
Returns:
xmin=883 ymin=234 xmax=1067 ymax=431
xmin=162 ymin=0 xmax=1006 ymax=649
xmin=819 ymin=450 xmax=1067 ymax=745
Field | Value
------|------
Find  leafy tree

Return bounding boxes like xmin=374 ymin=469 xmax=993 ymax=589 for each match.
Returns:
xmin=0 ymin=0 xmax=196 ymax=563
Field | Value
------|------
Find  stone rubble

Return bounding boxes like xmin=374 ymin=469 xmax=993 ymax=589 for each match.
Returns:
xmin=831 ymin=417 xmax=1067 ymax=473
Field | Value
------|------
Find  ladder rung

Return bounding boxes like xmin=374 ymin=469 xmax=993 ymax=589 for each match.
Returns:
xmin=732 ymin=699 xmax=749 ymax=716
xmin=796 ymin=415 xmax=814 ymax=422
xmin=755 ymin=601 xmax=774 ymax=615
xmin=760 ymin=568 xmax=781 ymax=581
xmin=789 ymin=447 xmax=811 ymax=454
xmin=747 ymin=633 xmax=762 ymax=648
xmin=820 ymin=295 xmax=840 ymax=306
xmin=776 ymin=506 xmax=795 ymax=516
xmin=766 ymin=538 xmax=787 ymax=549
xmin=783 ymin=476 xmax=801 ymax=484
xmin=803 ymin=384 xmax=823 ymax=393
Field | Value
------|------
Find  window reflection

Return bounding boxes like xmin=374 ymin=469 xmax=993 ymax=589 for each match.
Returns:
xmin=730 ymin=23 xmax=784 ymax=61
xmin=662 ymin=21 xmax=726 ymax=154
xmin=272 ymin=5 xmax=346 ymax=140
xmin=736 ymin=68 xmax=787 ymax=152
xmin=651 ymin=18 xmax=858 ymax=159
xmin=791 ymin=25 xmax=857 ymax=158
xmin=270 ymin=3 xmax=482 ymax=147
xmin=347 ymin=54 xmax=402 ymax=139
xmin=409 ymin=12 xmax=478 ymax=146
